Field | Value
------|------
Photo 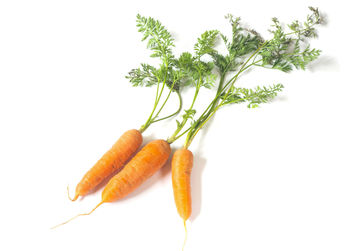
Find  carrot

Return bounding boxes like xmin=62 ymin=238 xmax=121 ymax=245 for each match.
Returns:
xmin=171 ymin=148 xmax=193 ymax=221
xmin=52 ymin=139 xmax=171 ymax=228
xmin=69 ymin=129 xmax=142 ymax=201
xmin=102 ymin=139 xmax=171 ymax=202
xmin=171 ymin=148 xmax=193 ymax=251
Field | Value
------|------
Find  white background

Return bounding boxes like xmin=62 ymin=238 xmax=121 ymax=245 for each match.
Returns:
xmin=0 ymin=0 xmax=349 ymax=250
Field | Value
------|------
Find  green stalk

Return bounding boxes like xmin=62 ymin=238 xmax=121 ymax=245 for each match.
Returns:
xmin=167 ymin=77 xmax=201 ymax=144
xmin=139 ymin=59 xmax=175 ymax=133
xmin=139 ymin=79 xmax=161 ymax=133
xmin=152 ymin=90 xmax=182 ymax=123
xmin=196 ymin=72 xmax=226 ymax=122
xmin=183 ymin=42 xmax=267 ymax=148
xmin=182 ymin=72 xmax=226 ymax=147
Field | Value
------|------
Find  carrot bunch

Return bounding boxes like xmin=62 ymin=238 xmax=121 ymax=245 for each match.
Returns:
xmin=53 ymin=14 xmax=216 ymax=228
xmin=54 ymin=7 xmax=323 ymax=249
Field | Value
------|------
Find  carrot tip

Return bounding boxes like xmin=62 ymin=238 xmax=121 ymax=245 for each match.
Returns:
xmin=67 ymin=185 xmax=79 ymax=201
xmin=182 ymin=219 xmax=188 ymax=251
xmin=51 ymin=202 xmax=104 ymax=230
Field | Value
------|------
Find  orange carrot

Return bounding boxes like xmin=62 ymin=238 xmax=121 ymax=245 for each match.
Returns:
xmin=102 ymin=139 xmax=171 ymax=202
xmin=52 ymin=139 xmax=171 ymax=228
xmin=171 ymin=148 xmax=193 ymax=221
xmin=69 ymin=129 xmax=142 ymax=201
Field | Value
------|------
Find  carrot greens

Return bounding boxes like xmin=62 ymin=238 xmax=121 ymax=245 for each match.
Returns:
xmin=126 ymin=8 xmax=323 ymax=146
xmin=126 ymin=15 xmax=184 ymax=133
xmin=168 ymin=7 xmax=322 ymax=148
xmin=167 ymin=30 xmax=219 ymax=143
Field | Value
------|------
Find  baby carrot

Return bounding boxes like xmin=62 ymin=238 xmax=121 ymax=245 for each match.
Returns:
xmin=69 ymin=129 xmax=142 ymax=201
xmin=171 ymin=148 xmax=193 ymax=221
xmin=52 ymin=139 xmax=171 ymax=228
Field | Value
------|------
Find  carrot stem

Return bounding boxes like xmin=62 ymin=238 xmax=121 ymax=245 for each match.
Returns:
xmin=152 ymin=90 xmax=182 ymax=123
xmin=183 ymin=41 xmax=268 ymax=148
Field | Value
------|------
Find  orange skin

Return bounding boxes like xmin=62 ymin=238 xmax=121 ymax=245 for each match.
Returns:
xmin=102 ymin=139 xmax=171 ymax=202
xmin=171 ymin=148 xmax=193 ymax=221
xmin=52 ymin=139 xmax=171 ymax=229
xmin=71 ymin=129 xmax=143 ymax=201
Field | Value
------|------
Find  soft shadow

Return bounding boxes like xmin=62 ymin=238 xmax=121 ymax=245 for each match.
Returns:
xmin=308 ymin=56 xmax=340 ymax=72
xmin=271 ymin=95 xmax=288 ymax=103
xmin=141 ymin=132 xmax=157 ymax=147
xmin=319 ymin=11 xmax=329 ymax=26
xmin=190 ymin=152 xmax=207 ymax=221
xmin=189 ymin=116 xmax=213 ymax=221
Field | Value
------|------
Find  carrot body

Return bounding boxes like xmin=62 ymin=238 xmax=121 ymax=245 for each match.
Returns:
xmin=72 ymin=129 xmax=143 ymax=200
xmin=53 ymin=139 xmax=171 ymax=229
xmin=172 ymin=148 xmax=193 ymax=221
xmin=102 ymin=139 xmax=171 ymax=202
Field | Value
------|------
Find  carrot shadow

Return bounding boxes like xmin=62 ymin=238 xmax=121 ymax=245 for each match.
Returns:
xmin=189 ymin=117 xmax=213 ymax=221
xmin=308 ymin=55 xmax=339 ymax=72
xmin=190 ymin=152 xmax=206 ymax=221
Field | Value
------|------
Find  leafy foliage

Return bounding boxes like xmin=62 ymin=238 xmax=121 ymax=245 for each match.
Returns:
xmin=136 ymin=14 xmax=175 ymax=62
xmin=127 ymin=15 xmax=182 ymax=92
xmin=194 ymin=30 xmax=219 ymax=58
xmin=130 ymin=15 xmax=187 ymax=133
xmin=258 ymin=7 xmax=321 ymax=72
xmin=126 ymin=64 xmax=183 ymax=91
xmin=184 ymin=7 xmax=323 ymax=147
xmin=288 ymin=7 xmax=322 ymax=38
xmin=223 ymin=15 xmax=261 ymax=57
xmin=167 ymin=30 xmax=220 ymax=143
xmin=126 ymin=63 xmax=158 ymax=87
xmin=210 ymin=15 xmax=261 ymax=74
xmin=124 ymin=9 xmax=324 ymax=146
xmin=222 ymin=84 xmax=284 ymax=108
xmin=128 ymin=17 xmax=218 ymax=92
xmin=175 ymin=59 xmax=216 ymax=88
xmin=174 ymin=30 xmax=219 ymax=89
xmin=176 ymin=109 xmax=196 ymax=128
xmin=183 ymin=109 xmax=196 ymax=120
xmin=288 ymin=43 xmax=321 ymax=70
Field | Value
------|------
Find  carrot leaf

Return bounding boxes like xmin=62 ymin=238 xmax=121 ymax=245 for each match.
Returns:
xmin=221 ymin=84 xmax=284 ymax=108
xmin=182 ymin=7 xmax=324 ymax=148
xmin=136 ymin=14 xmax=175 ymax=62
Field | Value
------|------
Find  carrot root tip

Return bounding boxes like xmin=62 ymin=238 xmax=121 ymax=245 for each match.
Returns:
xmin=67 ymin=185 xmax=79 ymax=201
xmin=51 ymin=202 xmax=104 ymax=230
xmin=182 ymin=219 xmax=188 ymax=251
